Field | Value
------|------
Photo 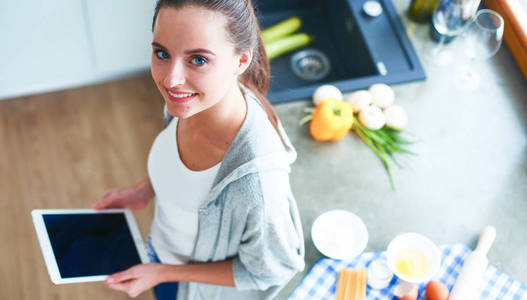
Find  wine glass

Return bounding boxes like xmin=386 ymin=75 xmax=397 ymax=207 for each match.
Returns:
xmin=454 ymin=9 xmax=504 ymax=90
xmin=429 ymin=0 xmax=474 ymax=65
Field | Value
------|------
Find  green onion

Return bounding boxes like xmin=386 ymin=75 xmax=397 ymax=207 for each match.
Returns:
xmin=352 ymin=116 xmax=415 ymax=190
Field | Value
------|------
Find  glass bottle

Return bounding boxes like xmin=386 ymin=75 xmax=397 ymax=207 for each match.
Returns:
xmin=408 ymin=0 xmax=440 ymax=23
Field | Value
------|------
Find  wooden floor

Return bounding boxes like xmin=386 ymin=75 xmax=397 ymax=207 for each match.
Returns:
xmin=0 ymin=75 xmax=165 ymax=299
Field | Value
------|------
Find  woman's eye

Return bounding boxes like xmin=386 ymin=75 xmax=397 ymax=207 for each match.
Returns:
xmin=154 ymin=49 xmax=170 ymax=60
xmin=190 ymin=56 xmax=207 ymax=66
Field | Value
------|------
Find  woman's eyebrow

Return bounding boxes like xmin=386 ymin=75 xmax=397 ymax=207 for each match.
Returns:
xmin=184 ymin=48 xmax=216 ymax=56
xmin=151 ymin=42 xmax=215 ymax=57
xmin=151 ymin=42 xmax=166 ymax=49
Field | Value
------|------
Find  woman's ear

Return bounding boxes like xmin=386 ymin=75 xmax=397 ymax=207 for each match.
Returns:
xmin=235 ymin=50 xmax=253 ymax=75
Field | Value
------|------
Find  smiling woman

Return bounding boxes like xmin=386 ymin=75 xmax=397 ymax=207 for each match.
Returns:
xmin=92 ymin=1 xmax=305 ymax=300
xmin=150 ymin=7 xmax=246 ymax=121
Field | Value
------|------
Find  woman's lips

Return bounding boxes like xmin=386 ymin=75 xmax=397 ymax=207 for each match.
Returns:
xmin=166 ymin=89 xmax=198 ymax=103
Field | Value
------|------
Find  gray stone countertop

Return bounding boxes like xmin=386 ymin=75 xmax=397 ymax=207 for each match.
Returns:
xmin=276 ymin=2 xmax=527 ymax=299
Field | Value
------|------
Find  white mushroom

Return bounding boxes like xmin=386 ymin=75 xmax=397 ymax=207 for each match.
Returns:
xmin=369 ymin=83 xmax=395 ymax=108
xmin=359 ymin=105 xmax=385 ymax=130
xmin=312 ymin=84 xmax=343 ymax=105
xmin=346 ymin=90 xmax=373 ymax=113
xmin=384 ymin=105 xmax=408 ymax=130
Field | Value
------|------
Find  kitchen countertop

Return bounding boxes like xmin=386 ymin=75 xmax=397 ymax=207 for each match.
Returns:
xmin=276 ymin=1 xmax=527 ymax=299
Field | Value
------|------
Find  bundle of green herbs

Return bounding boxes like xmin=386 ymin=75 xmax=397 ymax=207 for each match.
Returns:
xmin=352 ymin=116 xmax=415 ymax=190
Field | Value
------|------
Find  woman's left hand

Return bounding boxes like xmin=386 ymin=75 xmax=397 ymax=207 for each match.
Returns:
xmin=105 ymin=263 xmax=167 ymax=298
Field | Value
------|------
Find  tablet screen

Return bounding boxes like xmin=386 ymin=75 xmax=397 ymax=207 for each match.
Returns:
xmin=43 ymin=213 xmax=142 ymax=278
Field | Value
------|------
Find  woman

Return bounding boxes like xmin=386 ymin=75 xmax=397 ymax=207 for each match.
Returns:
xmin=92 ymin=0 xmax=305 ymax=299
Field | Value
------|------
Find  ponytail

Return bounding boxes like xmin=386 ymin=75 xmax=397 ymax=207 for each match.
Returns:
xmin=239 ymin=5 xmax=281 ymax=136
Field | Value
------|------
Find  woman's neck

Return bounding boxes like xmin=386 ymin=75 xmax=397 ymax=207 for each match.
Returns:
xmin=179 ymin=83 xmax=247 ymax=151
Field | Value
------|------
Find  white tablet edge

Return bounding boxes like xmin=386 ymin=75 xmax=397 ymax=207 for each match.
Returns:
xmin=31 ymin=208 xmax=148 ymax=285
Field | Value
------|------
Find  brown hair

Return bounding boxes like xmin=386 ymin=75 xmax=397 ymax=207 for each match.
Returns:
xmin=152 ymin=0 xmax=280 ymax=136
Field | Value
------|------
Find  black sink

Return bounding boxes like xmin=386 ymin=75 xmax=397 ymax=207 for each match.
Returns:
xmin=255 ymin=0 xmax=426 ymax=103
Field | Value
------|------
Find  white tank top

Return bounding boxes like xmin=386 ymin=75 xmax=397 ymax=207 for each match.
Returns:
xmin=147 ymin=118 xmax=221 ymax=265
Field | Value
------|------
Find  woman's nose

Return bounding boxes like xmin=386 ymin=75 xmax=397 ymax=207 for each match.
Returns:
xmin=164 ymin=61 xmax=185 ymax=88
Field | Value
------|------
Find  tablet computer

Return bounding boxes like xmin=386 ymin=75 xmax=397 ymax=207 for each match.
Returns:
xmin=32 ymin=209 xmax=148 ymax=284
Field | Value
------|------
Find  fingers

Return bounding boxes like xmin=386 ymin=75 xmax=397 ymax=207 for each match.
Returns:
xmin=93 ymin=189 xmax=120 ymax=210
xmin=106 ymin=270 xmax=138 ymax=297
xmin=106 ymin=268 xmax=136 ymax=284
xmin=92 ymin=201 xmax=107 ymax=210
xmin=92 ymin=199 xmax=113 ymax=210
xmin=106 ymin=279 xmax=132 ymax=293
xmin=93 ymin=191 xmax=111 ymax=210
xmin=106 ymin=280 xmax=143 ymax=298
xmin=105 ymin=267 xmax=147 ymax=298
xmin=92 ymin=201 xmax=104 ymax=210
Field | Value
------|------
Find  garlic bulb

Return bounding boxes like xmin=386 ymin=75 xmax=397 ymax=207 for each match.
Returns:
xmin=359 ymin=105 xmax=385 ymax=130
xmin=312 ymin=84 xmax=343 ymax=105
xmin=384 ymin=105 xmax=408 ymax=130
xmin=346 ymin=90 xmax=373 ymax=113
xmin=369 ymin=83 xmax=395 ymax=108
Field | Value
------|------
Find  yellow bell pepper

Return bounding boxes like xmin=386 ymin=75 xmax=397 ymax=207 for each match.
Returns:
xmin=309 ymin=99 xmax=353 ymax=141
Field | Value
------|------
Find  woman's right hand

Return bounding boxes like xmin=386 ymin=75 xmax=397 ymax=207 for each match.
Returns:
xmin=93 ymin=176 xmax=155 ymax=212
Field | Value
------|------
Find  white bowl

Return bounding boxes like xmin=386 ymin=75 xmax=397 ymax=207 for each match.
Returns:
xmin=311 ymin=210 xmax=368 ymax=260
xmin=386 ymin=233 xmax=441 ymax=283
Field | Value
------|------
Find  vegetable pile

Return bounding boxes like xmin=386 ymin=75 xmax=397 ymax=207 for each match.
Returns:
xmin=300 ymin=84 xmax=415 ymax=189
xmin=261 ymin=16 xmax=313 ymax=60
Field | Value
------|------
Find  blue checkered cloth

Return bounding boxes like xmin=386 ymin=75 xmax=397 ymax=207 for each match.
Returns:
xmin=288 ymin=243 xmax=527 ymax=300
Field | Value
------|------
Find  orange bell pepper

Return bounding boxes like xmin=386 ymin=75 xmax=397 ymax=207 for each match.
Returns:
xmin=309 ymin=99 xmax=353 ymax=141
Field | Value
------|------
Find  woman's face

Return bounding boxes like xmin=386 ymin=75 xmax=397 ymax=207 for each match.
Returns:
xmin=151 ymin=6 xmax=248 ymax=119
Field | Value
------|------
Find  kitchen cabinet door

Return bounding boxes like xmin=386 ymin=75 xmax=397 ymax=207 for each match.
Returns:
xmin=0 ymin=0 xmax=93 ymax=99
xmin=83 ymin=0 xmax=155 ymax=75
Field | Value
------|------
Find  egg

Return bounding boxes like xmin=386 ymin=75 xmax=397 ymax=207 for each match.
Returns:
xmin=393 ymin=282 xmax=418 ymax=300
xmin=397 ymin=287 xmax=417 ymax=300
xmin=426 ymin=280 xmax=449 ymax=300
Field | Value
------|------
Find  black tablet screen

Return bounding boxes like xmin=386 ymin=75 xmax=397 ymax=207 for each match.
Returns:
xmin=43 ymin=213 xmax=142 ymax=278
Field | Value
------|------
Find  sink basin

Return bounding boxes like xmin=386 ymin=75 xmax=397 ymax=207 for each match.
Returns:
xmin=255 ymin=0 xmax=426 ymax=103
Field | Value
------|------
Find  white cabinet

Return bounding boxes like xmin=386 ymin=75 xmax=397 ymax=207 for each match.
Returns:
xmin=0 ymin=0 xmax=93 ymax=99
xmin=0 ymin=0 xmax=155 ymax=100
xmin=84 ymin=0 xmax=154 ymax=75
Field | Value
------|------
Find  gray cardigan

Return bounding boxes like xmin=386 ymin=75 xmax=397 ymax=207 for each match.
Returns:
xmin=165 ymin=86 xmax=305 ymax=300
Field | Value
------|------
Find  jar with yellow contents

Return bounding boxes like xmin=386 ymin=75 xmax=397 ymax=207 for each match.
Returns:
xmin=386 ymin=233 xmax=442 ymax=284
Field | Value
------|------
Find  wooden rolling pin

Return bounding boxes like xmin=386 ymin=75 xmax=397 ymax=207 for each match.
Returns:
xmin=449 ymin=226 xmax=497 ymax=300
